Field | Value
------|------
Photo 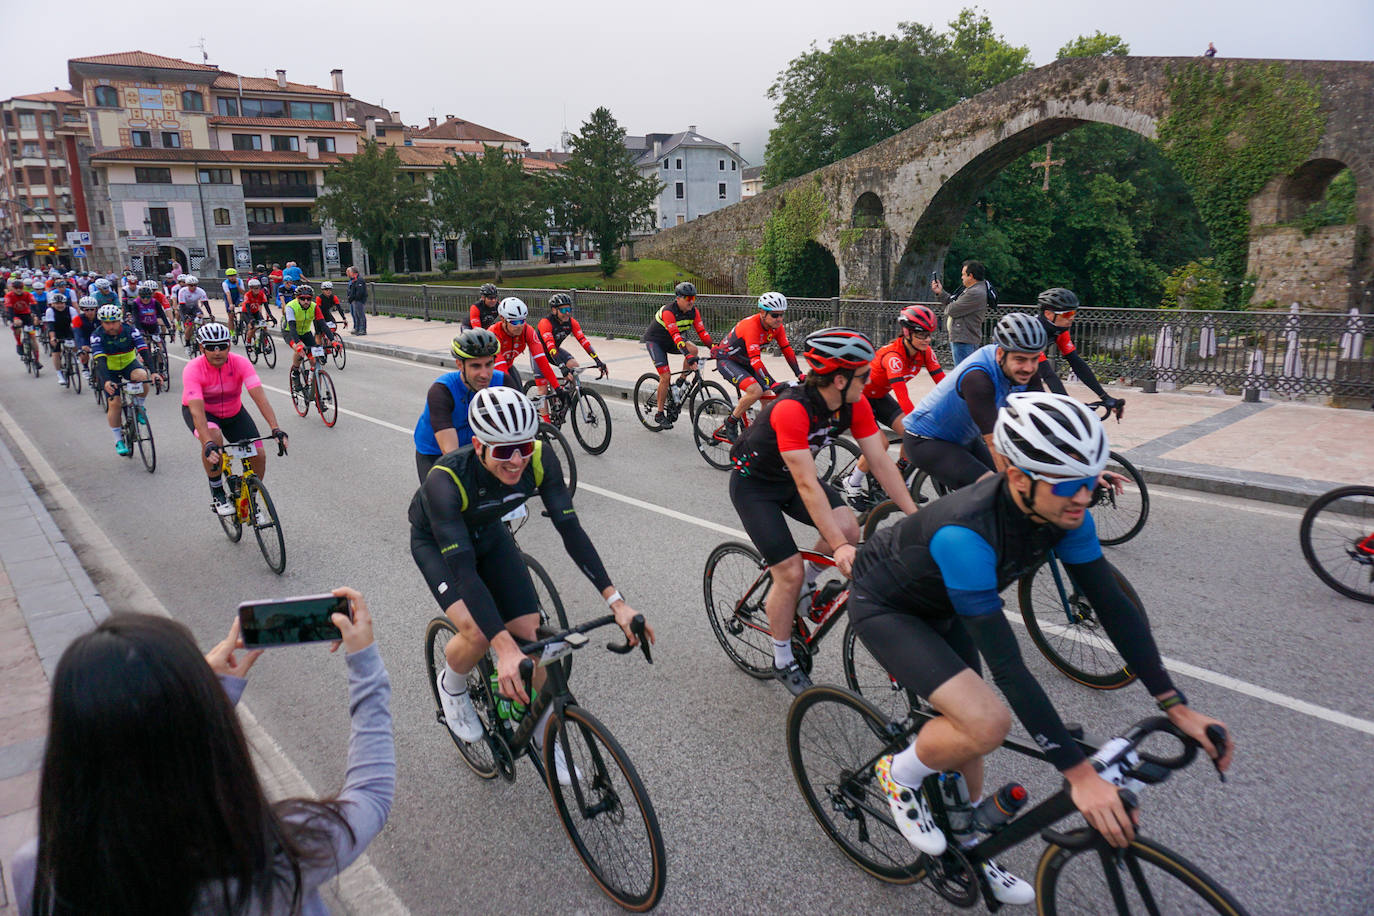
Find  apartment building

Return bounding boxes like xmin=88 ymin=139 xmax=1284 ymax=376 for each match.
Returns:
xmin=626 ymin=127 xmax=745 ymax=231
xmin=0 ymin=90 xmax=90 ymax=266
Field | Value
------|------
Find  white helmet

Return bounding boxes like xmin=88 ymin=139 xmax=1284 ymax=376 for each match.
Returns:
xmin=196 ymin=322 xmax=232 ymax=345
xmin=248 ymin=278 xmax=261 ymax=288
xmin=177 ymin=274 xmax=188 ymax=283
xmin=497 ymin=296 xmax=528 ymax=323
xmin=467 ymin=386 xmax=539 ymax=445
xmin=185 ymin=275 xmax=199 ymax=286
xmin=96 ymin=303 xmax=123 ymax=322
xmin=994 ymin=392 xmax=1109 ymax=479
xmin=78 ymin=295 xmax=97 ymax=309
xmin=757 ymin=291 xmax=788 ymax=312
xmin=321 ymin=281 xmax=333 ymax=290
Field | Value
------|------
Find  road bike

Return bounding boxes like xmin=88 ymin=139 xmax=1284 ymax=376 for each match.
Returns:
xmin=787 ymin=687 xmax=1246 ymax=914
xmin=144 ymin=332 xmax=172 ymax=394
xmin=424 ymin=604 xmax=664 ymax=910
xmin=111 ymin=378 xmax=156 ymax=473
xmin=241 ymin=317 xmax=277 ymax=368
xmin=524 ymin=365 xmax=613 ymax=455
xmin=289 ymin=344 xmax=338 ymax=427
xmin=633 ymin=359 xmax=731 ymax=432
xmin=690 ymin=381 xmax=859 ymax=480
xmin=1299 ymin=484 xmax=1374 ymax=603
xmin=18 ymin=322 xmax=41 ymax=377
xmin=212 ymin=435 xmax=288 ymax=574
xmin=58 ymin=339 xmax=81 ymax=394
xmin=323 ymin=320 xmax=347 ymax=369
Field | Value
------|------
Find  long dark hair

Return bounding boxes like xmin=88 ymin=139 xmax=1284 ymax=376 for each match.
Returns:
xmin=31 ymin=614 xmax=351 ymax=915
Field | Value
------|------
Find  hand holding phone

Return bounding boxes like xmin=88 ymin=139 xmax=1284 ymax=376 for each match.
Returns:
xmin=238 ymin=593 xmax=354 ymax=648
xmin=328 ymin=587 xmax=373 ymax=654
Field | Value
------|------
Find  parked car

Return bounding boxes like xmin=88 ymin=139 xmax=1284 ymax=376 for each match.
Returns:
xmin=549 ymin=246 xmax=568 ymax=263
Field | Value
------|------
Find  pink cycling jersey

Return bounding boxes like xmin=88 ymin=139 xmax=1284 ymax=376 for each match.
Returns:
xmin=181 ymin=352 xmax=261 ymax=417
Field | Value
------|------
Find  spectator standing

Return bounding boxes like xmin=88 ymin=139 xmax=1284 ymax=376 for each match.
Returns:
xmin=269 ymin=263 xmax=285 ymax=303
xmin=347 ymin=266 xmax=368 ymax=335
xmin=932 ymin=259 xmax=994 ymax=367
xmin=283 ymin=260 xmax=304 ymax=285
xmin=1204 ymin=42 xmax=1217 ymax=57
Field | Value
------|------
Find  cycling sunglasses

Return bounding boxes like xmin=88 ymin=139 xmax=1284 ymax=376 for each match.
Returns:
xmin=910 ymin=330 xmax=932 ymax=339
xmin=1021 ymin=468 xmax=1099 ymax=497
xmin=1049 ymin=309 xmax=1077 ymax=319
xmin=490 ymin=441 xmax=535 ymax=460
xmin=558 ymin=306 xmax=573 ymax=314
xmin=506 ymin=318 xmax=525 ymax=327
xmin=203 ymin=343 xmax=230 ymax=352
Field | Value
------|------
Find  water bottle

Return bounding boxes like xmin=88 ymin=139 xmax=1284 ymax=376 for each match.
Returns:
xmin=510 ymin=687 xmax=535 ymax=722
xmin=972 ymin=782 xmax=1028 ymax=833
xmin=670 ymin=379 xmax=685 ymax=406
xmin=810 ymin=579 xmax=845 ymax=622
xmin=938 ymin=772 xmax=974 ymax=836
xmin=488 ymin=672 xmax=512 ymax=720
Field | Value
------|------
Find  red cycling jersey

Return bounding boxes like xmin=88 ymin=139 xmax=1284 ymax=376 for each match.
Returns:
xmin=1038 ymin=328 xmax=1075 ymax=362
xmin=538 ymin=314 xmax=598 ymax=360
xmin=862 ymin=338 xmax=945 ymax=412
xmin=241 ymin=289 xmax=270 ymax=313
xmin=719 ymin=314 xmax=800 ymax=380
xmin=470 ymin=299 xmax=499 ymax=330
xmin=488 ymin=320 xmax=560 ymax=387
xmin=731 ymin=385 xmax=879 ymax=483
xmin=4 ymin=291 xmax=35 ymax=316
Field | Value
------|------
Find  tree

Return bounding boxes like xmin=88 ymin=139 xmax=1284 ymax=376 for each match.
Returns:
xmin=315 ymin=141 xmax=428 ymax=273
xmin=430 ymin=146 xmax=548 ymax=282
xmin=1056 ymin=31 xmax=1130 ymax=59
xmin=560 ymin=107 xmax=661 ymax=277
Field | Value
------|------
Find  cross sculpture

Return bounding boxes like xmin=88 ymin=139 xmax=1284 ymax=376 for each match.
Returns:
xmin=1031 ymin=142 xmax=1065 ymax=191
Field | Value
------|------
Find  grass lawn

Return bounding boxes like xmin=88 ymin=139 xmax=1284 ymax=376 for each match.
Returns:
xmin=428 ymin=259 xmax=708 ymax=291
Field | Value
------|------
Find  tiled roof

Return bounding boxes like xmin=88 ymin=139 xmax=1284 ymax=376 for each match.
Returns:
xmin=628 ymin=129 xmax=742 ymax=166
xmin=208 ymin=116 xmax=361 ymax=131
xmin=525 ymin=150 xmax=571 ymax=164
xmin=70 ymin=51 xmax=220 ymax=72
xmin=210 ymin=74 xmax=345 ymax=96
xmin=742 ymin=165 xmax=763 ymax=180
xmin=411 ymin=117 xmax=524 ymax=144
xmin=11 ymin=90 xmax=82 ymax=104
xmin=392 ymin=146 xmax=559 ymax=172
xmin=90 ymin=147 xmax=343 ymax=165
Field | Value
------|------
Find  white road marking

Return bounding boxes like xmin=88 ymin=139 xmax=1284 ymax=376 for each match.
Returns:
xmin=1150 ymin=486 xmax=1305 ymax=520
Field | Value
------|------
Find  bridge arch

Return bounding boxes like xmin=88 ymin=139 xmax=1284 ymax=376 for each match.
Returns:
xmin=852 ymin=192 xmax=885 ymax=228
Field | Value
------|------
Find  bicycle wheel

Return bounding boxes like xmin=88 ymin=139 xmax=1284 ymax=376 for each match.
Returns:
xmin=815 ymin=436 xmax=861 ymax=486
xmin=524 ymin=553 xmax=573 ymax=680
xmin=909 ymin=469 xmax=949 ymax=508
xmin=67 ymin=353 xmax=81 ymax=394
xmin=538 ymin=422 xmax=577 ymax=497
xmin=571 ymin=389 xmax=612 ymax=455
xmin=247 ymin=477 xmax=286 ymax=574
xmin=1018 ymin=556 xmax=1139 ymax=689
xmin=860 ymin=498 xmax=908 ymax=542
xmin=841 ymin=620 xmax=919 ymax=724
xmin=331 ymin=335 xmax=347 ymax=369
xmin=219 ymin=480 xmax=244 ymax=542
xmin=691 ymin=397 xmax=736 ymax=471
xmin=260 ymin=331 xmax=277 ymax=369
xmin=424 ymin=616 xmax=500 ymax=779
xmin=786 ymin=685 xmax=924 ymax=883
xmin=1094 ymin=451 xmax=1150 ymax=546
xmin=1037 ymin=831 xmax=1250 ymax=915
xmin=315 ymin=369 xmax=338 ymax=427
xmin=1299 ymin=485 xmax=1374 ymax=603
xmin=632 ymin=373 xmax=665 ymax=431
xmin=92 ymin=375 xmax=105 ymax=407
xmin=134 ymin=406 xmax=156 ymax=473
xmin=692 ymin=379 xmax=733 ymax=412
xmin=245 ymin=332 xmax=259 ymax=364
xmin=543 ymin=705 xmax=666 ymax=911
xmin=289 ymin=368 xmax=311 ymax=417
xmin=702 ymin=541 xmax=776 ymax=678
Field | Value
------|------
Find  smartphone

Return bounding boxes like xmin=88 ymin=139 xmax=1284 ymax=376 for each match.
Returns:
xmin=238 ymin=593 xmax=351 ymax=648
xmin=930 ymin=270 xmax=940 ymax=284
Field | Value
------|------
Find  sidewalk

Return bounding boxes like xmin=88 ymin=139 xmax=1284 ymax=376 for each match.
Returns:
xmin=330 ymin=312 xmax=1374 ymax=507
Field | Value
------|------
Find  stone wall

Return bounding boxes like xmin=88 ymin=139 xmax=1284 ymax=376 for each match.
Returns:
xmin=1248 ymin=224 xmax=1361 ymax=311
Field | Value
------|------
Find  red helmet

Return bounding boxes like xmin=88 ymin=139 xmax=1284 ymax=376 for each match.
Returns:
xmin=801 ymin=327 xmax=875 ymax=375
xmin=899 ymin=304 xmax=938 ymax=334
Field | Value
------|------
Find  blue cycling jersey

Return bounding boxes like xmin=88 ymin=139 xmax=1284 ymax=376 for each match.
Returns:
xmin=413 ymin=369 xmax=508 ymax=455
xmin=903 ymin=343 xmax=1025 ymax=446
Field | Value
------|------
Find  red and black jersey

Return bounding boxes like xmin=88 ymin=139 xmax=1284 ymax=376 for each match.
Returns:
xmin=643 ymin=300 xmax=712 ymax=349
xmin=1035 ymin=313 xmax=1075 ymax=362
xmin=862 ymin=339 xmax=945 ymax=412
xmin=538 ymin=314 xmax=597 ymax=359
xmin=470 ymin=299 xmax=500 ymax=330
xmin=719 ymin=314 xmax=800 ymax=379
xmin=730 ymin=385 xmax=878 ymax=483
xmin=488 ymin=320 xmax=560 ymax=387
xmin=4 ymin=290 xmax=35 ymax=316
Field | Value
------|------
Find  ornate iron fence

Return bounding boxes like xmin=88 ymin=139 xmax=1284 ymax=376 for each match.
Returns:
xmin=367 ymin=284 xmax=1374 ymax=401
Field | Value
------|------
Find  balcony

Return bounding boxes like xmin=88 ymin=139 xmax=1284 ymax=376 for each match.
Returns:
xmin=242 ymin=182 xmax=318 ymax=199
xmin=248 ymin=221 xmax=320 ymax=237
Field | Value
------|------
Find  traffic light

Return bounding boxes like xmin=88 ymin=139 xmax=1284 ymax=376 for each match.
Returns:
xmin=46 ymin=245 xmax=56 ymax=254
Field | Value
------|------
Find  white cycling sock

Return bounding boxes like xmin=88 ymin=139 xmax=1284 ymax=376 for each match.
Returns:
xmin=847 ymin=468 xmax=865 ymax=488
xmin=110 ymin=426 xmax=123 ymax=443
xmin=890 ymin=742 xmax=939 ymax=789
xmin=804 ymin=561 xmax=823 ymax=588
xmin=440 ymin=664 xmax=468 ymax=695
xmin=773 ymin=638 xmax=795 ymax=668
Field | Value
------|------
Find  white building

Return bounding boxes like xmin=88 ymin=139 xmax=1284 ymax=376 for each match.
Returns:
xmin=626 ymin=127 xmax=746 ymax=230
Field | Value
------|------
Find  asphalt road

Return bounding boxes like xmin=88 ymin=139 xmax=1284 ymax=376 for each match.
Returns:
xmin=3 ymin=344 xmax=1371 ymax=915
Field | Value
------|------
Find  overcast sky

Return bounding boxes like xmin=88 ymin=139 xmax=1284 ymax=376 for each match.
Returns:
xmin=5 ymin=0 xmax=1370 ymax=165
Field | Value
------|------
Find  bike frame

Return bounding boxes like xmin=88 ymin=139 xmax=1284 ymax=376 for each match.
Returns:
xmin=731 ymin=548 xmax=849 ymax=650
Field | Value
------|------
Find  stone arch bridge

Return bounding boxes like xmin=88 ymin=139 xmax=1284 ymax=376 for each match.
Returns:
xmin=639 ymin=56 xmax=1374 ymax=311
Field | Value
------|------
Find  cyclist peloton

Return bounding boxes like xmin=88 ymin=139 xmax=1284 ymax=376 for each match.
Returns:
xmin=713 ymin=291 xmax=803 ymax=441
xmin=850 ymin=393 xmax=1232 ymax=904
xmin=415 ymin=387 xmax=654 ymax=782
xmin=487 ymin=296 xmax=560 ymax=393
xmin=183 ymin=322 xmax=288 ymax=519
xmin=469 ymin=283 xmax=500 ymax=330
xmin=44 ymin=290 xmax=81 ymax=386
xmin=641 ymin=281 xmax=714 ymax=429
xmin=413 ymin=329 xmax=512 ymax=482
xmin=534 ymin=292 xmax=608 ymax=391
xmin=4 ymin=278 xmax=36 ymax=359
xmin=282 ymin=284 xmax=327 ymax=387
xmin=1025 ymin=287 xmax=1124 ymax=417
xmin=729 ymin=328 xmax=918 ymax=695
xmin=90 ymin=303 xmax=163 ymax=456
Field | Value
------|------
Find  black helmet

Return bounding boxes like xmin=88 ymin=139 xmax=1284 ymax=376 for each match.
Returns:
xmin=674 ymin=281 xmax=697 ymax=298
xmin=479 ymin=283 xmax=498 ymax=298
xmin=1037 ymin=288 xmax=1080 ymax=313
xmin=993 ymin=313 xmax=1048 ymax=353
xmin=255 ymin=264 xmax=266 ymax=272
xmin=295 ymin=284 xmax=314 ymax=299
xmin=549 ymin=292 xmax=573 ymax=309
xmin=451 ymin=328 xmax=500 ymax=360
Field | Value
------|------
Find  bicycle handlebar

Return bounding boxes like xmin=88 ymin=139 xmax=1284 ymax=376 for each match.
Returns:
xmin=516 ymin=613 xmax=652 ymax=685
xmin=219 ymin=434 xmax=288 ymax=458
xmin=1084 ymin=398 xmax=1125 ymax=422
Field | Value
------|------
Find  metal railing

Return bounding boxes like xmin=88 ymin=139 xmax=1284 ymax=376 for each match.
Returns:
xmin=364 ymin=284 xmax=1374 ymax=401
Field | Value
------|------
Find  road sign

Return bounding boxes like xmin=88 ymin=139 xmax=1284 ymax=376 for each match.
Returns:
xmin=66 ymin=230 xmax=91 ymax=246
xmin=324 ymin=243 xmax=340 ymax=266
xmin=73 ymin=245 xmax=86 ymax=258
xmin=127 ymin=233 xmax=155 ymax=244
xmin=234 ymin=247 xmax=251 ymax=267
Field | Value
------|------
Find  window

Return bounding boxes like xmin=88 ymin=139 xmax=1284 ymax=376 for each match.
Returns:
xmin=731 ymin=160 xmax=737 ymax=171
xmin=51 ymin=168 xmax=66 ymax=185
xmin=282 ymin=206 xmax=312 ymax=223
xmin=718 ymin=182 xmax=727 ymax=199
xmin=131 ymin=130 xmax=152 ymax=148
xmin=93 ymin=86 xmax=119 ymax=107
xmin=270 ymin=135 xmax=299 ymax=152
xmin=7 ymin=140 xmax=16 ymax=157
xmin=231 ymin=134 xmax=262 ymax=151
xmin=199 ymin=168 xmax=232 ymax=184
xmin=90 ymin=170 xmax=99 ymax=187
xmin=40 ymin=112 xmax=54 ymax=129
xmin=97 ymin=211 xmax=105 ymax=226
xmin=719 ymin=159 xmax=726 ymax=171
xmin=22 ymin=142 xmax=40 ymax=158
xmin=161 ymin=131 xmax=181 ymax=148
xmin=181 ymin=90 xmax=204 ymax=112
xmin=289 ymin=101 xmax=335 ymax=120
xmin=18 ymin=112 xmax=35 ymax=129
xmin=147 ymin=207 xmax=171 ymax=237
xmin=240 ymin=98 xmax=286 ymax=118
xmin=29 ymin=196 xmax=48 ymax=210
xmin=213 ymin=208 xmax=231 ymax=226
xmin=306 ymin=136 xmax=336 ymax=152
xmin=27 ymin=167 xmax=44 ymax=184
xmin=1 ymin=112 xmax=9 ymax=127
xmin=675 ymin=182 xmax=684 ymax=200
xmin=247 ymin=207 xmax=275 ymax=223
xmin=662 ymin=158 xmax=669 ymax=170
xmin=675 ymin=158 xmax=682 ymax=170
xmin=216 ymin=97 xmax=238 ymax=116
xmin=676 ymin=214 xmax=686 ymax=226
xmin=135 ymin=167 xmax=172 ymax=183
xmin=278 ymin=171 xmax=312 ymax=187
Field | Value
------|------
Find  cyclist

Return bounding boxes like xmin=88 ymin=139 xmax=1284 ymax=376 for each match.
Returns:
xmin=118 ymin=270 xmax=139 ymax=306
xmin=238 ymin=278 xmax=275 ymax=340
xmin=283 ymin=284 xmax=327 ymax=388
xmin=91 ymin=303 xmax=162 ymax=456
xmin=713 ymin=291 xmax=803 ymax=441
xmin=179 ymin=274 xmax=213 ymax=324
xmin=316 ymin=281 xmax=347 ymax=351
xmin=532 ymin=292 xmax=607 ymax=410
xmin=840 ymin=304 xmax=946 ymax=499
xmin=488 ymin=297 xmax=560 ymax=393
xmin=30 ymin=279 xmax=48 ymax=318
xmin=44 ymin=290 xmax=80 ymax=386
xmin=4 ymin=278 xmax=36 ymax=359
xmin=414 ymin=386 xmax=653 ymax=782
xmin=1025 ymin=288 xmax=1125 ymax=418
xmin=469 ymin=283 xmax=500 ymax=330
xmin=183 ymin=322 xmax=288 ymax=518
xmin=73 ymin=296 xmax=99 ymax=381
xmin=901 ymin=313 xmax=1045 ymax=492
xmin=728 ymin=328 xmax=918 ymax=695
xmin=641 ymin=281 xmax=714 ymax=429
xmin=851 ymin=393 xmax=1232 ymax=902
xmin=127 ymin=282 xmax=175 ymax=347
xmin=221 ymin=268 xmax=245 ymax=334
xmin=413 ymin=329 xmax=512 ymax=482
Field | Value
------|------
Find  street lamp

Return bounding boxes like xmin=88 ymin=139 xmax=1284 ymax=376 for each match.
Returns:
xmin=143 ymin=215 xmax=154 ymax=238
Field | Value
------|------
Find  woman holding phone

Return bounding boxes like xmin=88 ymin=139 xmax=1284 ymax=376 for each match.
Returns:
xmin=8 ymin=587 xmax=393 ymax=915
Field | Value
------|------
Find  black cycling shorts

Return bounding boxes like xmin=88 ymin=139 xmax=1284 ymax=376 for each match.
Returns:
xmin=410 ymin=520 xmax=541 ymax=621
xmin=416 ymin=450 xmax=438 ymax=484
xmin=644 ymin=340 xmax=672 ymax=371
xmin=729 ymin=470 xmax=844 ymax=566
xmin=100 ymin=358 xmax=147 ymax=386
xmin=719 ymin=357 xmax=767 ymax=391
xmin=182 ymin=404 xmax=260 ymax=443
xmin=503 ymin=363 xmax=524 ymax=391
xmin=543 ymin=346 xmax=573 ymax=368
xmin=867 ymin=394 xmax=903 ymax=429
xmin=903 ymin=433 xmax=995 ymax=492
xmin=848 ymin=589 xmax=982 ymax=698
